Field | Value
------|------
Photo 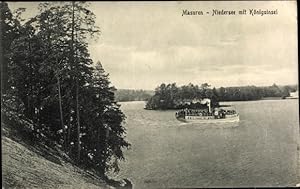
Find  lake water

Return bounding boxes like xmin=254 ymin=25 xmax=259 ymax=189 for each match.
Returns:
xmin=114 ymin=100 xmax=299 ymax=188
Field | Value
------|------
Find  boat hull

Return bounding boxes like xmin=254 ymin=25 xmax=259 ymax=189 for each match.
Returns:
xmin=176 ymin=114 xmax=240 ymax=123
xmin=285 ymin=97 xmax=298 ymax=99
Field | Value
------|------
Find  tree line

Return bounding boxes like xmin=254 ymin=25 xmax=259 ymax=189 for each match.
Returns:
xmin=145 ymin=83 xmax=298 ymax=110
xmin=114 ymin=89 xmax=154 ymax=102
xmin=1 ymin=2 xmax=129 ymax=177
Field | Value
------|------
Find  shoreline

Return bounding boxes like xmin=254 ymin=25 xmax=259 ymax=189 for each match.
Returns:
xmin=118 ymin=98 xmax=297 ymax=110
xmin=118 ymin=97 xmax=298 ymax=104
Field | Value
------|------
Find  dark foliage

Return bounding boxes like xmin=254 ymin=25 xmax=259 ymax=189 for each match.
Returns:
xmin=1 ymin=2 xmax=129 ymax=176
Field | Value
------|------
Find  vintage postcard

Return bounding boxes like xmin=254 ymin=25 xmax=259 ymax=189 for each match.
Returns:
xmin=1 ymin=1 xmax=298 ymax=189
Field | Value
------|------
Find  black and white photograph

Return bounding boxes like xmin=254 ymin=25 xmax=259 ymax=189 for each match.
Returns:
xmin=1 ymin=1 xmax=299 ymax=188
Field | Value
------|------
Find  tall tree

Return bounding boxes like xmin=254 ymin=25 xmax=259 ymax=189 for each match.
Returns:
xmin=79 ymin=61 xmax=130 ymax=174
xmin=0 ymin=2 xmax=22 ymax=94
xmin=37 ymin=1 xmax=100 ymax=160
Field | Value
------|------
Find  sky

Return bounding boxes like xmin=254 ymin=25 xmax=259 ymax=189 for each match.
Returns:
xmin=8 ymin=1 xmax=298 ymax=90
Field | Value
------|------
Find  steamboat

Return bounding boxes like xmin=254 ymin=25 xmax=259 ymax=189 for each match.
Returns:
xmin=175 ymin=98 xmax=239 ymax=123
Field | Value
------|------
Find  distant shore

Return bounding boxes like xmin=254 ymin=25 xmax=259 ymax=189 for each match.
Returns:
xmin=118 ymin=97 xmax=297 ymax=104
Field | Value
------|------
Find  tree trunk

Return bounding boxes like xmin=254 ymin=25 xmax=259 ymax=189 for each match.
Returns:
xmin=75 ymin=78 xmax=81 ymax=162
xmin=71 ymin=1 xmax=81 ymax=162
xmin=28 ymin=40 xmax=33 ymax=120
xmin=67 ymin=108 xmax=71 ymax=153
xmin=0 ymin=16 xmax=4 ymax=94
xmin=57 ymin=76 xmax=66 ymax=150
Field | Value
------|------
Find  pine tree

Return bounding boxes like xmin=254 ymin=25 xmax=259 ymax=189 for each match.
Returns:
xmin=79 ymin=61 xmax=130 ymax=174
xmin=3 ymin=2 xmax=130 ymax=176
xmin=33 ymin=2 xmax=100 ymax=159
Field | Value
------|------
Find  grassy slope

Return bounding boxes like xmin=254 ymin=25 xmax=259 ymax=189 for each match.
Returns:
xmin=2 ymin=123 xmax=111 ymax=189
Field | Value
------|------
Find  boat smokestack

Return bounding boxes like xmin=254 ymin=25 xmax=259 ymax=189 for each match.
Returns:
xmin=201 ymin=98 xmax=211 ymax=113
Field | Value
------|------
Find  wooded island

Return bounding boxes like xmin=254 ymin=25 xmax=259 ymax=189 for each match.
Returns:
xmin=145 ymin=83 xmax=298 ymax=110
